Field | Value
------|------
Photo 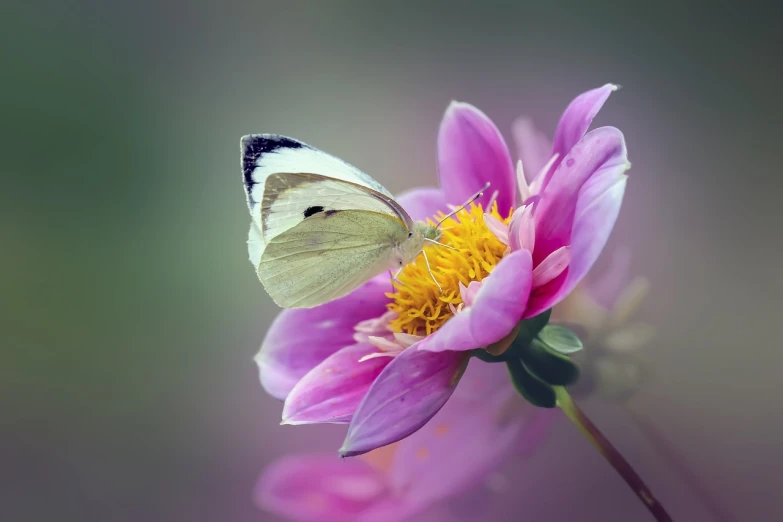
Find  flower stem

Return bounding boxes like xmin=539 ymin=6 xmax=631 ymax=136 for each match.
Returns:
xmin=553 ymin=386 xmax=673 ymax=522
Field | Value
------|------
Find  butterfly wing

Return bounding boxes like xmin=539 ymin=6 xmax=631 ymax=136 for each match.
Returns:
xmin=257 ymin=210 xmax=408 ymax=308
xmin=260 ymin=172 xmax=414 ymax=247
xmin=241 ymin=134 xmax=414 ymax=263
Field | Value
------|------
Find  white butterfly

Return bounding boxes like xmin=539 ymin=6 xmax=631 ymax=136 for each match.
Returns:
xmin=241 ymin=134 xmax=446 ymax=309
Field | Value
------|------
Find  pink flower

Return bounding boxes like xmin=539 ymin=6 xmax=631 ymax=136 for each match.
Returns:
xmin=255 ymin=361 xmax=555 ymax=522
xmin=256 ymin=84 xmax=629 ymax=457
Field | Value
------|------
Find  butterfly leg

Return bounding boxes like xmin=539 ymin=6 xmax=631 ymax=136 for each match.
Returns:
xmin=421 ymin=249 xmax=442 ymax=293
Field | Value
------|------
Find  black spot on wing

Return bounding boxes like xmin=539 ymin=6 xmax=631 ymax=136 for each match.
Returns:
xmin=240 ymin=135 xmax=305 ymax=204
xmin=324 ymin=209 xmax=338 ymax=217
xmin=303 ymin=205 xmax=325 ymax=217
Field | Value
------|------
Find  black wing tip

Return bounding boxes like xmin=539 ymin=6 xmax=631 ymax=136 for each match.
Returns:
xmin=241 ymin=134 xmax=305 ymax=160
xmin=241 ymin=135 xmax=307 ymax=199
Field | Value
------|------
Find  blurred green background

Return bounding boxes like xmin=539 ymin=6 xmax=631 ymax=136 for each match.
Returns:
xmin=2 ymin=1 xmax=781 ymax=521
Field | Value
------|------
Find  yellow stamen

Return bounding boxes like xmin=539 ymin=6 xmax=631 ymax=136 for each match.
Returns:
xmin=387 ymin=201 xmax=512 ymax=336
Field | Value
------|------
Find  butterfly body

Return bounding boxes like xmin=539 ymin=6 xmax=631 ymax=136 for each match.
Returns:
xmin=241 ymin=134 xmax=441 ymax=308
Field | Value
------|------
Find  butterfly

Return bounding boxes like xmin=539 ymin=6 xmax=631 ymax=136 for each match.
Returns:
xmin=241 ymin=134 xmax=471 ymax=309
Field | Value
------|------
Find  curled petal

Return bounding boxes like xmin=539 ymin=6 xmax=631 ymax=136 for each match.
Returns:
xmin=512 ymin=117 xmax=553 ymax=185
xmin=282 ymin=343 xmax=393 ymax=425
xmin=417 ymin=250 xmax=534 ymax=353
xmin=396 ymin=187 xmax=447 ymax=222
xmin=532 ymin=246 xmax=570 ymax=288
xmin=552 ymin=84 xmax=618 ymax=163
xmin=533 ymin=126 xmax=628 ymax=261
xmin=255 ymin=454 xmax=392 ymax=522
xmin=562 ymin=173 xmax=628 ymax=304
xmin=339 ymin=348 xmax=469 ymax=457
xmin=508 ymin=204 xmax=536 ymax=253
xmin=526 ymin=144 xmax=629 ymax=316
xmin=438 ymin=102 xmax=516 ymax=215
xmin=256 ymin=277 xmax=392 ymax=400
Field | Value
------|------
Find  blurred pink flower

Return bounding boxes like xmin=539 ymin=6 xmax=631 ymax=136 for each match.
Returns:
xmin=255 ymin=361 xmax=555 ymax=522
xmin=554 ymin=248 xmax=654 ymax=400
xmin=256 ymin=84 xmax=629 ymax=457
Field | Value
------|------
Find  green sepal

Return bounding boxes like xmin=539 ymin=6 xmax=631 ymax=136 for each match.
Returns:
xmin=520 ymin=338 xmax=581 ymax=386
xmin=472 ymin=349 xmax=508 ymax=363
xmin=537 ymin=324 xmax=584 ymax=354
xmin=506 ymin=358 xmax=556 ymax=408
xmin=515 ymin=309 xmax=552 ymax=347
xmin=502 ymin=309 xmax=552 ymax=358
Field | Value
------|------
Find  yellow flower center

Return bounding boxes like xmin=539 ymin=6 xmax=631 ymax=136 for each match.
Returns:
xmin=387 ymin=202 xmax=512 ymax=336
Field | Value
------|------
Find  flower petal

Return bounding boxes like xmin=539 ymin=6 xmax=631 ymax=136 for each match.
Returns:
xmin=512 ymin=117 xmax=553 ymax=183
xmin=396 ymin=187 xmax=447 ymax=222
xmin=484 ymin=212 xmax=509 ymax=245
xmin=282 ymin=343 xmax=393 ymax=425
xmin=257 ymin=277 xmax=392 ymax=400
xmin=526 ymin=135 xmax=629 ymax=316
xmin=508 ymin=204 xmax=536 ymax=253
xmin=561 ymin=173 xmax=628 ymax=302
xmin=339 ymin=348 xmax=469 ymax=457
xmin=388 ymin=373 xmax=524 ymax=506
xmin=255 ymin=454 xmax=392 ymax=522
xmin=552 ymin=84 xmax=618 ymax=162
xmin=438 ymin=102 xmax=516 ymax=215
xmin=532 ymin=126 xmax=628 ymax=262
xmin=417 ymin=249 xmax=534 ymax=353
xmin=532 ymin=246 xmax=570 ymax=288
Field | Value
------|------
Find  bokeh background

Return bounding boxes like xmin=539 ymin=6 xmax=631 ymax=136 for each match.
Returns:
xmin=3 ymin=1 xmax=782 ymax=521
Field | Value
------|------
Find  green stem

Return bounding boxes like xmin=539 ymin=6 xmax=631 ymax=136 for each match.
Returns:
xmin=554 ymin=386 xmax=673 ymax=522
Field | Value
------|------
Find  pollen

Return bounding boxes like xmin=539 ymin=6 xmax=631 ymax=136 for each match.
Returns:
xmin=387 ymin=201 xmax=511 ymax=336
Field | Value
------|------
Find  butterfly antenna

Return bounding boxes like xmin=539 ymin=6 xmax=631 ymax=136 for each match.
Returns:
xmin=424 ymin=238 xmax=458 ymax=251
xmin=421 ymin=250 xmax=443 ymax=293
xmin=436 ymin=181 xmax=491 ymax=228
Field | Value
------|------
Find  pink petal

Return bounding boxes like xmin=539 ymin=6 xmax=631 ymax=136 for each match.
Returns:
xmin=389 ymin=374 xmax=523 ymax=506
xmin=437 ymin=102 xmax=516 ymax=216
xmin=396 ymin=187 xmax=447 ymax=222
xmin=416 ymin=250 xmax=534 ymax=353
xmin=562 ymin=172 xmax=628 ymax=306
xmin=532 ymin=126 xmax=628 ymax=263
xmin=532 ymin=246 xmax=570 ymax=288
xmin=552 ymin=84 xmax=618 ymax=164
xmin=339 ymin=348 xmax=469 ymax=457
xmin=528 ymin=153 xmax=560 ymax=198
xmin=508 ymin=204 xmax=536 ymax=253
xmin=282 ymin=343 xmax=393 ymax=425
xmin=256 ymin=277 xmax=392 ymax=400
xmin=516 ymin=160 xmax=529 ymax=202
xmin=511 ymin=117 xmax=553 ymax=183
xmin=255 ymin=454 xmax=392 ymax=522
xmin=526 ymin=130 xmax=629 ymax=316
xmin=483 ymin=212 xmax=509 ymax=245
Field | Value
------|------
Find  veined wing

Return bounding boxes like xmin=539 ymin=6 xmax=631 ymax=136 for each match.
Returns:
xmin=257 ymin=210 xmax=407 ymax=308
xmin=260 ymin=172 xmax=413 ymax=246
